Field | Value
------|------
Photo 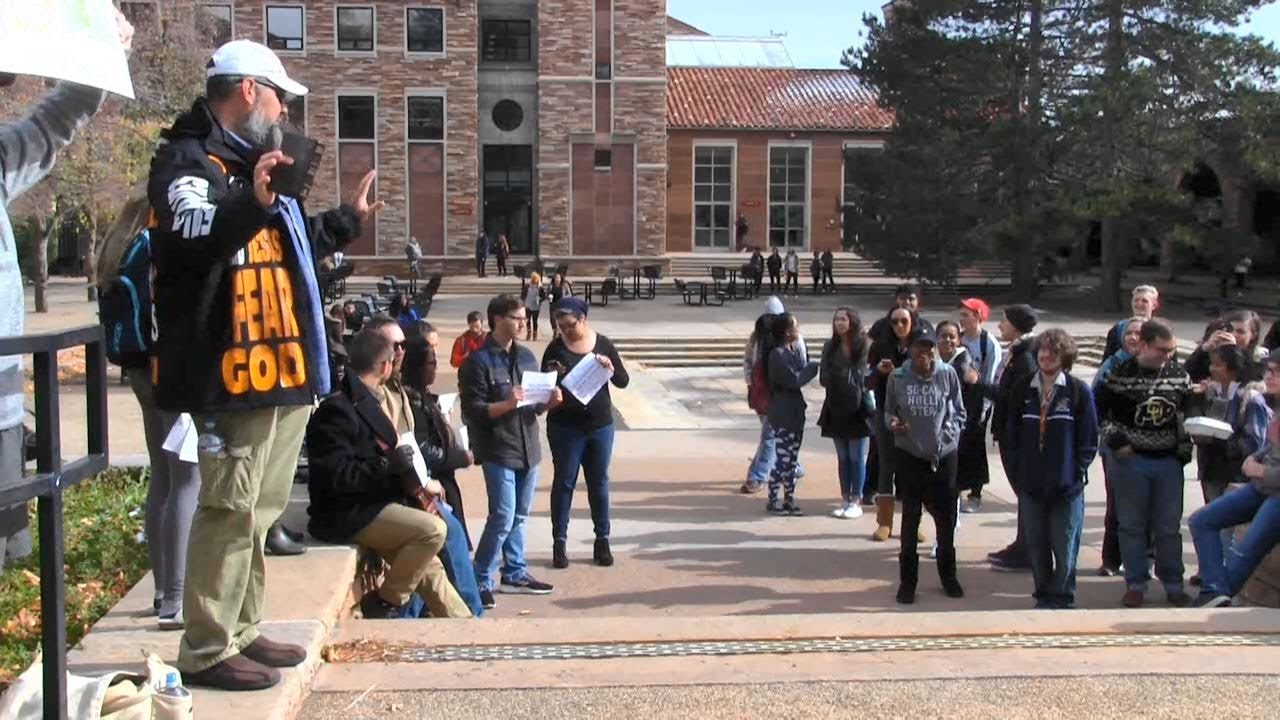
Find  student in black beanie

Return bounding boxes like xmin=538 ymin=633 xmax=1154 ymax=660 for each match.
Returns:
xmin=988 ymin=304 xmax=1040 ymax=571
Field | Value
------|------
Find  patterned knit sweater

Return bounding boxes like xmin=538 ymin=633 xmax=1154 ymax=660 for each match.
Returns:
xmin=1094 ymin=356 xmax=1193 ymax=462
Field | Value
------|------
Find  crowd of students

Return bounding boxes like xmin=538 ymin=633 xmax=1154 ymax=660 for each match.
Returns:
xmin=741 ymin=283 xmax=1280 ymax=608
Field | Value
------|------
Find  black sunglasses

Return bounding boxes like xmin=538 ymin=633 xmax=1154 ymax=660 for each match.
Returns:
xmin=254 ymin=78 xmax=290 ymax=105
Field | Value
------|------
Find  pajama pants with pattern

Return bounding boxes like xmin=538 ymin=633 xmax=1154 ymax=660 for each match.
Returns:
xmin=768 ymin=427 xmax=802 ymax=507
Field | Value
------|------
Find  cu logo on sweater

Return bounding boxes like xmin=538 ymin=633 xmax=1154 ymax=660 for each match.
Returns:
xmin=1134 ymin=396 xmax=1176 ymax=428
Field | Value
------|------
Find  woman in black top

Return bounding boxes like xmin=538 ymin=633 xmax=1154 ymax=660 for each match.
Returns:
xmin=542 ymin=297 xmax=630 ymax=569
xmin=548 ymin=273 xmax=574 ymax=338
xmin=868 ymin=306 xmax=917 ymax=542
xmin=818 ymin=307 xmax=873 ymax=519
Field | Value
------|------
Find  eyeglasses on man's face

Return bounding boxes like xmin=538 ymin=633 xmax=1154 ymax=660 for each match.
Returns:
xmin=504 ymin=314 xmax=528 ymax=325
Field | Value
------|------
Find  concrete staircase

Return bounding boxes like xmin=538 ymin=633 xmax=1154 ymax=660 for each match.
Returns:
xmin=613 ymin=336 xmax=744 ymax=369
xmin=666 ymin=253 xmax=1011 ymax=282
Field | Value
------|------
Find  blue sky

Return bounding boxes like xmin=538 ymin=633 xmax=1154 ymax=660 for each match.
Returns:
xmin=667 ymin=0 xmax=1280 ymax=69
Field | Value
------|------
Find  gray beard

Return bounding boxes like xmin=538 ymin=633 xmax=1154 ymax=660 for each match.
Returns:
xmin=238 ymin=103 xmax=278 ymax=148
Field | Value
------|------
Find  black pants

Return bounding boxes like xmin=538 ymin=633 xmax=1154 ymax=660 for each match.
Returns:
xmin=822 ymin=268 xmax=835 ymax=290
xmin=475 ymin=253 xmax=487 ymax=277
xmin=895 ymin=449 xmax=959 ymax=558
xmin=957 ymin=422 xmax=989 ymax=497
xmin=1101 ymin=452 xmax=1122 ymax=570
xmin=769 ymin=269 xmax=781 ymax=292
xmin=496 ymin=255 xmax=507 ymax=276
xmin=998 ymin=442 xmax=1027 ymax=555
xmin=784 ymin=271 xmax=798 ymax=295
xmin=812 ymin=274 xmax=821 ymax=294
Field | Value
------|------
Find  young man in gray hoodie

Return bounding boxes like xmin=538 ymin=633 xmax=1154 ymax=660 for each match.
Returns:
xmin=885 ymin=327 xmax=967 ymax=603
xmin=0 ymin=11 xmax=133 ymax=570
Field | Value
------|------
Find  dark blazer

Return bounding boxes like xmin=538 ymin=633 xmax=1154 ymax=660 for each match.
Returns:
xmin=306 ymin=373 xmax=409 ymax=543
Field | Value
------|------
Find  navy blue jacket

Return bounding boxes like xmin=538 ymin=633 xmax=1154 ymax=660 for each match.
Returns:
xmin=1004 ymin=371 xmax=1100 ymax=501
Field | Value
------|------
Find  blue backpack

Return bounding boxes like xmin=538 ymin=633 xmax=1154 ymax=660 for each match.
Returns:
xmin=99 ymin=229 xmax=152 ymax=369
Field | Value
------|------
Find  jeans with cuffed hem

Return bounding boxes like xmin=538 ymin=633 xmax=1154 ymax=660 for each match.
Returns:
xmin=549 ymin=422 xmax=615 ymax=542
xmin=833 ymin=437 xmax=870 ymax=503
xmin=1020 ymin=492 xmax=1085 ymax=608
xmin=746 ymin=415 xmax=776 ymax=486
xmin=1112 ymin=453 xmax=1186 ymax=594
xmin=1189 ymin=482 xmax=1280 ymax=598
xmin=473 ymin=462 xmax=539 ymax=591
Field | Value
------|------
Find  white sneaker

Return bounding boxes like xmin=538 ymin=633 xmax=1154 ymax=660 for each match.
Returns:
xmin=929 ymin=542 xmax=939 ymax=559
xmin=157 ymin=610 xmax=184 ymax=631
xmin=842 ymin=504 xmax=863 ymax=519
xmin=830 ymin=506 xmax=848 ymax=518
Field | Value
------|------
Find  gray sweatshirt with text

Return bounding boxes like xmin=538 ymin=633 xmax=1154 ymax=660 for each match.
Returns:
xmin=884 ymin=359 xmax=966 ymax=465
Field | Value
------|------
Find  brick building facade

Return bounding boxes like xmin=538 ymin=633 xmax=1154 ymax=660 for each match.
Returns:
xmin=122 ymin=0 xmax=668 ymax=273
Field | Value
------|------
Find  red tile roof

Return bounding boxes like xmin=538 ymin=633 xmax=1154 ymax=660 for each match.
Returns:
xmin=666 ymin=67 xmax=893 ymax=132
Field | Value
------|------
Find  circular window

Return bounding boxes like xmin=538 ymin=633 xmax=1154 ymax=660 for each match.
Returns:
xmin=492 ymin=100 xmax=524 ymax=132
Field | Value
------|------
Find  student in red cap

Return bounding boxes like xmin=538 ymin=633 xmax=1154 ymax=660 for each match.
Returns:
xmin=957 ymin=298 xmax=1002 ymax=512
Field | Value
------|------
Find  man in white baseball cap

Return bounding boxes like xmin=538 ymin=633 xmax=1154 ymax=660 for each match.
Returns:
xmin=146 ymin=39 xmax=382 ymax=691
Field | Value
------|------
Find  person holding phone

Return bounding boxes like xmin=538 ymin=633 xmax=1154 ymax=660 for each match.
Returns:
xmin=867 ymin=307 xmax=918 ymax=541
xmin=884 ymin=327 xmax=967 ymax=604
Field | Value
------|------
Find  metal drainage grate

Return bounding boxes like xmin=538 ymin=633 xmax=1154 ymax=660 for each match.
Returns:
xmin=386 ymin=633 xmax=1280 ymax=664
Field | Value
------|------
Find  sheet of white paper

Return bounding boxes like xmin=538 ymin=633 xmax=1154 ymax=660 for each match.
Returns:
xmin=457 ymin=426 xmax=470 ymax=453
xmin=561 ymin=354 xmax=613 ymax=406
xmin=161 ymin=413 xmax=199 ymax=464
xmin=397 ymin=432 xmax=430 ymax=488
xmin=0 ymin=0 xmax=135 ymax=98
xmin=517 ymin=371 xmax=558 ymax=407
xmin=437 ymin=393 xmax=458 ymax=416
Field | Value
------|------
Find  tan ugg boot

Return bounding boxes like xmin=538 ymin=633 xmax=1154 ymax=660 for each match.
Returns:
xmin=872 ymin=496 xmax=894 ymax=542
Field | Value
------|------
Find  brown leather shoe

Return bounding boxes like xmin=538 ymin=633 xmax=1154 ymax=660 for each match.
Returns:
xmin=241 ymin=636 xmax=307 ymax=668
xmin=184 ymin=654 xmax=280 ymax=691
xmin=1122 ymin=589 xmax=1144 ymax=608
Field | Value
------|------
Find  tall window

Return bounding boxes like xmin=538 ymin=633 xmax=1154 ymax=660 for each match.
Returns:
xmin=406 ymin=7 xmax=444 ymax=54
xmin=286 ymin=96 xmax=306 ymax=133
xmin=408 ymin=95 xmax=447 ymax=255
xmin=694 ymin=147 xmax=733 ymax=250
xmin=338 ymin=95 xmax=377 ymax=253
xmin=769 ymin=147 xmax=808 ymax=248
xmin=336 ymin=6 xmax=375 ymax=52
xmin=407 ymin=97 xmax=444 ymax=141
xmin=266 ymin=5 xmax=305 ymax=51
xmin=199 ymin=3 xmax=233 ymax=45
xmin=481 ymin=19 xmax=531 ymax=62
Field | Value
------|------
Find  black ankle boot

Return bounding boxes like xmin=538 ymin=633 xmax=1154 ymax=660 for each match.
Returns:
xmin=265 ymin=522 xmax=307 ymax=556
xmin=553 ymin=540 xmax=568 ymax=569
xmin=896 ymin=551 xmax=918 ymax=604
xmin=937 ymin=548 xmax=965 ymax=598
xmin=593 ymin=538 xmax=614 ymax=567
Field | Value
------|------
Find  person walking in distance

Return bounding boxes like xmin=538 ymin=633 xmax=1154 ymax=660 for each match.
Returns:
xmin=764 ymin=313 xmax=820 ymax=515
xmin=818 ymin=308 xmax=873 ymax=519
xmin=1004 ymin=329 xmax=1099 ymax=609
xmin=1095 ymin=318 xmax=1194 ymax=608
xmin=495 ymin=233 xmax=510 ymax=277
xmin=523 ymin=272 xmax=545 ymax=342
xmin=956 ymin=299 xmax=1001 ymax=513
xmin=821 ymin=249 xmax=836 ymax=293
xmin=885 ymin=326 xmax=967 ymax=604
xmin=766 ymin=248 xmax=782 ymax=294
xmin=148 ymin=40 xmax=383 ymax=690
xmin=475 ymin=227 xmax=491 ymax=277
xmin=460 ymin=295 xmax=563 ymax=610
xmin=810 ymin=251 xmax=823 ymax=295
xmin=987 ymin=305 xmax=1040 ymax=572
xmin=783 ymin=248 xmax=800 ymax=297
xmin=542 ymin=298 xmax=629 ymax=568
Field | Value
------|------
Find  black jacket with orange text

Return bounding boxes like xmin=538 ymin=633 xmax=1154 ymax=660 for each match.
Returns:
xmin=147 ymin=99 xmax=360 ymax=413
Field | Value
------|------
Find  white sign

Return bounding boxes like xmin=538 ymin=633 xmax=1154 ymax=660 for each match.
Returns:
xmin=397 ymin=432 xmax=430 ymax=488
xmin=517 ymin=371 xmax=558 ymax=407
xmin=561 ymin=354 xmax=613 ymax=406
xmin=0 ymin=0 xmax=134 ymax=98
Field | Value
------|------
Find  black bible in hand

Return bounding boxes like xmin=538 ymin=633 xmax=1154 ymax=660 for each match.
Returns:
xmin=267 ymin=126 xmax=324 ymax=201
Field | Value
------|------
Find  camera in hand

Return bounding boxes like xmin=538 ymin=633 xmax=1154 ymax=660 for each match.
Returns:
xmin=267 ymin=126 xmax=324 ymax=201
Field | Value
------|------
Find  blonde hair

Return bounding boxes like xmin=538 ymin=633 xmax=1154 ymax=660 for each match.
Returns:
xmin=529 ymin=272 xmax=542 ymax=286
xmin=1132 ymin=285 xmax=1159 ymax=299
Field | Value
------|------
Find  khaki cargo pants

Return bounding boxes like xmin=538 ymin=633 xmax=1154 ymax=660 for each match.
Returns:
xmin=355 ymin=504 xmax=471 ymax=618
xmin=177 ymin=405 xmax=310 ymax=674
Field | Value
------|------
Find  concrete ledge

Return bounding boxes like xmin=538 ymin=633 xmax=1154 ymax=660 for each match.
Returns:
xmin=327 ymin=607 xmax=1280 ymax=649
xmin=311 ymin=645 xmax=1280 ymax=693
xmin=64 ymin=547 xmax=356 ymax=720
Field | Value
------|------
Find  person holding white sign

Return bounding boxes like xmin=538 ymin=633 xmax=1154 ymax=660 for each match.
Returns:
xmin=460 ymin=294 xmax=563 ymax=610
xmin=541 ymin=298 xmax=629 ymax=569
xmin=1 ymin=7 xmax=132 ymax=572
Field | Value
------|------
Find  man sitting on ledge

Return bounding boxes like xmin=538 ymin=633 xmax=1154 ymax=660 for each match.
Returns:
xmin=305 ymin=327 xmax=472 ymax=619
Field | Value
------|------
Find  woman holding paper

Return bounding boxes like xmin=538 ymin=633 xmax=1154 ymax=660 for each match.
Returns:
xmin=542 ymin=297 xmax=630 ymax=569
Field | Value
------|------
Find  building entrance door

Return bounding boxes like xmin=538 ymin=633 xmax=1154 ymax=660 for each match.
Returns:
xmin=483 ymin=145 xmax=534 ymax=254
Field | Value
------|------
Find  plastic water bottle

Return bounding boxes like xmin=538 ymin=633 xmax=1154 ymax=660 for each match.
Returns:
xmin=197 ymin=419 xmax=224 ymax=456
xmin=153 ymin=670 xmax=193 ymax=719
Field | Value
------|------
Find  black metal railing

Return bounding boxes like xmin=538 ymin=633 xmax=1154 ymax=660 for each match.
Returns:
xmin=0 ymin=325 xmax=108 ymax=720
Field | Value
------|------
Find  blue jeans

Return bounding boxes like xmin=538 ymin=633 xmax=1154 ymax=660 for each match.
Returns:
xmin=1189 ymin=482 xmax=1280 ymax=597
xmin=1020 ymin=493 xmax=1085 ymax=608
xmin=404 ymin=506 xmax=484 ymax=618
xmin=833 ymin=437 xmax=870 ymax=503
xmin=746 ymin=415 xmax=776 ymax=485
xmin=1112 ymin=454 xmax=1185 ymax=593
xmin=472 ymin=462 xmax=539 ymax=591
xmin=549 ymin=423 xmax=615 ymax=542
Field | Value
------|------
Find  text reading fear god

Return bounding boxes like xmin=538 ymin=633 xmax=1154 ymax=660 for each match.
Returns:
xmin=221 ymin=229 xmax=307 ymax=395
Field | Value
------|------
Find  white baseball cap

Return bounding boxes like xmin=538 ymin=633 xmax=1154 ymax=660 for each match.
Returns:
xmin=206 ymin=40 xmax=308 ymax=98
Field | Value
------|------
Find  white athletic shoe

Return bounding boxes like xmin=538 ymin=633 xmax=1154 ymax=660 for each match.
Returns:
xmin=831 ymin=506 xmax=848 ymax=518
xmin=842 ymin=504 xmax=864 ymax=519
